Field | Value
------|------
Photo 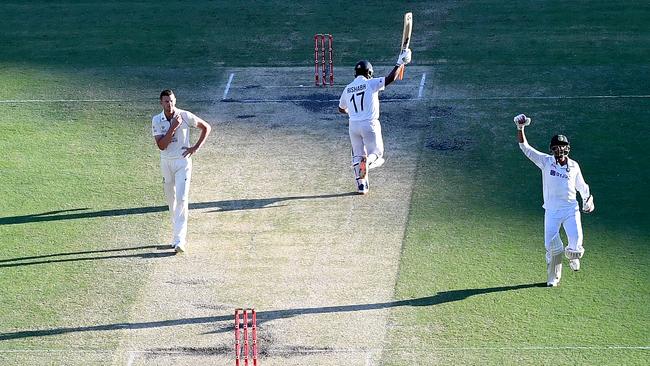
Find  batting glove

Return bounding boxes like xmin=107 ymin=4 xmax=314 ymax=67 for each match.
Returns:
xmin=514 ymin=114 xmax=531 ymax=130
xmin=396 ymin=48 xmax=412 ymax=66
xmin=582 ymin=195 xmax=595 ymax=213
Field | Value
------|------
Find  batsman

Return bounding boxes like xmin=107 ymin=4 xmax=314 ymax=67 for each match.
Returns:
xmin=338 ymin=13 xmax=413 ymax=194
xmin=337 ymin=49 xmax=411 ymax=194
xmin=515 ymin=113 xmax=594 ymax=287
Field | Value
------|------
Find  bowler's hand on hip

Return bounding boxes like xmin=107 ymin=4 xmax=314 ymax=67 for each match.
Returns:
xmin=182 ymin=146 xmax=197 ymax=158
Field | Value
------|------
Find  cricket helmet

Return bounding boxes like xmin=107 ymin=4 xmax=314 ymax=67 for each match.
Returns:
xmin=550 ymin=134 xmax=570 ymax=158
xmin=355 ymin=60 xmax=373 ymax=78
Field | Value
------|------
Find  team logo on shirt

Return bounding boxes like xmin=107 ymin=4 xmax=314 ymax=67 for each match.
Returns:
xmin=550 ymin=170 xmax=568 ymax=179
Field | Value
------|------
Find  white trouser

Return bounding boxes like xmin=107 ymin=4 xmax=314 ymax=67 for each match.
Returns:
xmin=544 ymin=206 xmax=583 ymax=263
xmin=349 ymin=119 xmax=384 ymax=164
xmin=160 ymin=157 xmax=192 ymax=245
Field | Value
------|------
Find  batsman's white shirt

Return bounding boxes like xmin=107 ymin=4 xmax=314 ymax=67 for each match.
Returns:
xmin=519 ymin=141 xmax=590 ymax=210
xmin=339 ymin=76 xmax=385 ymax=123
xmin=151 ymin=109 xmax=200 ymax=159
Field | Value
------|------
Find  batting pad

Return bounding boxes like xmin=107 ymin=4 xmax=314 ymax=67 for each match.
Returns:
xmin=547 ymin=252 xmax=563 ymax=285
xmin=352 ymin=156 xmax=364 ymax=180
xmin=565 ymin=247 xmax=585 ymax=260
xmin=551 ymin=236 xmax=564 ymax=254
xmin=546 ymin=235 xmax=564 ymax=263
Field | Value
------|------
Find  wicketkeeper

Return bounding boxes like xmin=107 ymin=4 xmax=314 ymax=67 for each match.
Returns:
xmin=514 ymin=114 xmax=594 ymax=287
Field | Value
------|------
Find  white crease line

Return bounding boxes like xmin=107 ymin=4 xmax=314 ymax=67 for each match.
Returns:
xmin=365 ymin=350 xmax=375 ymax=366
xmin=1 ymin=94 xmax=649 ymax=104
xmin=1 ymin=346 xmax=649 ymax=353
xmin=118 ymin=345 xmax=646 ymax=353
xmin=443 ymin=94 xmax=650 ymax=100
xmin=120 ymin=346 xmax=649 ymax=353
xmin=222 ymin=73 xmax=235 ymax=100
xmin=423 ymin=346 xmax=650 ymax=350
xmin=229 ymin=84 xmax=413 ymax=88
xmin=0 ymin=99 xmax=125 ymax=103
xmin=223 ymin=98 xmax=420 ymax=103
xmin=0 ymin=350 xmax=116 ymax=353
xmin=418 ymin=73 xmax=427 ymax=99
xmin=0 ymin=345 xmax=647 ymax=357
xmin=126 ymin=351 xmax=136 ymax=366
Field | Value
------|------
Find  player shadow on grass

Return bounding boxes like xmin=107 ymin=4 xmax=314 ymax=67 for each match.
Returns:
xmin=0 ymin=192 xmax=358 ymax=226
xmin=0 ymin=282 xmax=545 ymax=341
xmin=0 ymin=245 xmax=176 ymax=268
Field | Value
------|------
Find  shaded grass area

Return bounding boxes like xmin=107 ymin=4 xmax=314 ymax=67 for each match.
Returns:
xmin=436 ymin=1 xmax=649 ymax=65
xmin=0 ymin=0 xmax=440 ymax=69
xmin=4 ymin=1 xmax=644 ymax=69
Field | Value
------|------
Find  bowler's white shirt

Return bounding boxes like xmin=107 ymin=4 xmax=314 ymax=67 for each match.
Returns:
xmin=519 ymin=141 xmax=590 ymax=211
xmin=152 ymin=108 xmax=199 ymax=160
xmin=339 ymin=76 xmax=385 ymax=122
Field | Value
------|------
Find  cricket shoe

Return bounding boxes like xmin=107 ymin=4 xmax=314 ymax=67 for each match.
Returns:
xmin=357 ymin=182 xmax=369 ymax=195
xmin=174 ymin=242 xmax=186 ymax=253
xmin=569 ymin=259 xmax=580 ymax=271
xmin=369 ymin=156 xmax=385 ymax=170
xmin=546 ymin=278 xmax=560 ymax=287
xmin=359 ymin=156 xmax=367 ymax=179
xmin=546 ymin=262 xmax=562 ymax=287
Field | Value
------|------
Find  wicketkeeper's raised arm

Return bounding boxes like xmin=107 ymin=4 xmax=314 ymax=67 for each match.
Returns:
xmin=514 ymin=113 xmax=530 ymax=144
xmin=385 ymin=48 xmax=412 ymax=86
xmin=515 ymin=113 xmax=546 ymax=169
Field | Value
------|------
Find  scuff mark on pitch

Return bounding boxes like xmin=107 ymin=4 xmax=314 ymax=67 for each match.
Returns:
xmin=425 ymin=137 xmax=471 ymax=151
xmin=149 ymin=346 xmax=231 ymax=356
xmin=289 ymin=93 xmax=338 ymax=113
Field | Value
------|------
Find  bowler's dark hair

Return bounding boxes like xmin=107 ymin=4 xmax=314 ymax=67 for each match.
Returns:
xmin=160 ymin=89 xmax=174 ymax=100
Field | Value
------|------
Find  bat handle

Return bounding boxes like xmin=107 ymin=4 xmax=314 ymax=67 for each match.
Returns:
xmin=397 ymin=64 xmax=405 ymax=80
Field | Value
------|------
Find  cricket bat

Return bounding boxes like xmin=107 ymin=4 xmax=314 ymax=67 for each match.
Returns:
xmin=397 ymin=12 xmax=412 ymax=80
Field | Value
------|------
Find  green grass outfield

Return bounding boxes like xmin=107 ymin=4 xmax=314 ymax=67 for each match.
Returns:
xmin=1 ymin=1 xmax=649 ymax=365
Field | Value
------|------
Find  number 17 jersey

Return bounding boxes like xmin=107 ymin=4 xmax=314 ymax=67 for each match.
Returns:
xmin=339 ymin=76 xmax=386 ymax=122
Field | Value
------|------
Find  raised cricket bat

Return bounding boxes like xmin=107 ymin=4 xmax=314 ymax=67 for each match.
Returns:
xmin=398 ymin=12 xmax=412 ymax=80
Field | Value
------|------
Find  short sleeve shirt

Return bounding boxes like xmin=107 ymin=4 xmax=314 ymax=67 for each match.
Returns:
xmin=339 ymin=76 xmax=385 ymax=123
xmin=152 ymin=108 xmax=199 ymax=159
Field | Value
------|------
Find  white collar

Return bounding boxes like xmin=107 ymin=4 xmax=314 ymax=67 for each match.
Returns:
xmin=551 ymin=158 xmax=574 ymax=170
xmin=161 ymin=109 xmax=176 ymax=121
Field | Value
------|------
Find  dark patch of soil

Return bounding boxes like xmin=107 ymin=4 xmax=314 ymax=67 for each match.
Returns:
xmin=425 ymin=137 xmax=471 ymax=151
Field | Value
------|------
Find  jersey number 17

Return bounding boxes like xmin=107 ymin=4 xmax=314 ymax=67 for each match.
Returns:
xmin=349 ymin=91 xmax=365 ymax=113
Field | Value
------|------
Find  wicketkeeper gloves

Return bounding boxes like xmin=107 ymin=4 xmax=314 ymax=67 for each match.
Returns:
xmin=582 ymin=195 xmax=595 ymax=213
xmin=514 ymin=114 xmax=531 ymax=130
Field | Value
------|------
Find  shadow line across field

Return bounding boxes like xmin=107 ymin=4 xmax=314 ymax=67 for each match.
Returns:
xmin=0 ymin=245 xmax=176 ymax=268
xmin=0 ymin=192 xmax=357 ymax=226
xmin=0 ymin=283 xmax=545 ymax=341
